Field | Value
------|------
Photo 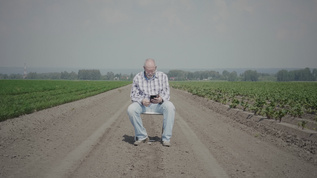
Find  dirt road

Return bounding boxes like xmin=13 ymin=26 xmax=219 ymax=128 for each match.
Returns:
xmin=1 ymin=85 xmax=316 ymax=178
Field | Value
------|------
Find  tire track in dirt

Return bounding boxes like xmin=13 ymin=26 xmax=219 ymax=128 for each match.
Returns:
xmin=69 ymin=86 xmax=229 ymax=177
xmin=68 ymin=104 xmax=168 ymax=177
xmin=46 ymin=101 xmax=131 ymax=178
xmin=176 ymin=112 xmax=229 ymax=177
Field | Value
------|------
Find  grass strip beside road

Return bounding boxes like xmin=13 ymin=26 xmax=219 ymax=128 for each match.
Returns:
xmin=0 ymin=80 xmax=131 ymax=122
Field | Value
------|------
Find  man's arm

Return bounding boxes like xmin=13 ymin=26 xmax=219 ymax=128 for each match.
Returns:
xmin=158 ymin=73 xmax=170 ymax=102
xmin=130 ymin=82 xmax=144 ymax=105
xmin=130 ymin=73 xmax=149 ymax=105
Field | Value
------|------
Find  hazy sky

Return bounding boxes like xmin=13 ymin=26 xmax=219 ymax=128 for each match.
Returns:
xmin=1 ymin=0 xmax=317 ymax=70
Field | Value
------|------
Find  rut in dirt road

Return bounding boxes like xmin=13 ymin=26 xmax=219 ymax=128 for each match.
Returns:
xmin=69 ymin=86 xmax=228 ymax=178
xmin=46 ymin=101 xmax=131 ymax=178
xmin=1 ymin=85 xmax=317 ymax=178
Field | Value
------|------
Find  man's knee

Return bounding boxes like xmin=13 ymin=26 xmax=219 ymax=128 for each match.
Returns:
xmin=163 ymin=100 xmax=175 ymax=111
xmin=127 ymin=102 xmax=141 ymax=116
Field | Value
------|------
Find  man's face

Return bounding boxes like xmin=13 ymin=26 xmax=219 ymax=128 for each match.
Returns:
xmin=144 ymin=66 xmax=156 ymax=79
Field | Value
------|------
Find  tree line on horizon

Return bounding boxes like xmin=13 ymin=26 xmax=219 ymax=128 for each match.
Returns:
xmin=167 ymin=67 xmax=317 ymax=81
xmin=0 ymin=69 xmax=134 ymax=81
xmin=0 ymin=68 xmax=316 ymax=82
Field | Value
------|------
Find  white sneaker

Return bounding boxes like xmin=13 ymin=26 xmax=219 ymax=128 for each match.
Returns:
xmin=134 ymin=137 xmax=149 ymax=146
xmin=162 ymin=141 xmax=171 ymax=147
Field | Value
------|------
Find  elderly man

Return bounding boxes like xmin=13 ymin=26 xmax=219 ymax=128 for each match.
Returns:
xmin=127 ymin=58 xmax=175 ymax=147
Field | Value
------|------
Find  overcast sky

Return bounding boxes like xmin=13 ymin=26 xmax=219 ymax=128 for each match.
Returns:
xmin=1 ymin=0 xmax=316 ymax=71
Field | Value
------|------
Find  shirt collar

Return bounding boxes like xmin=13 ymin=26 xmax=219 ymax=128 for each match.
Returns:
xmin=144 ymin=71 xmax=157 ymax=80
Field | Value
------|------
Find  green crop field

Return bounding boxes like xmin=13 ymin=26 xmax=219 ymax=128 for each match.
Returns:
xmin=171 ymin=81 xmax=317 ymax=122
xmin=0 ymin=80 xmax=131 ymax=122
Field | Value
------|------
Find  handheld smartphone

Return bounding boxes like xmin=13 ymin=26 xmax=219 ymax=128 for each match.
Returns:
xmin=150 ymin=95 xmax=159 ymax=100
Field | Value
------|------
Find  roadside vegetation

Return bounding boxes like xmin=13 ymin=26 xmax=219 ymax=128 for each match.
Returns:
xmin=1 ymin=67 xmax=316 ymax=123
xmin=0 ymin=80 xmax=131 ymax=122
xmin=171 ymin=81 xmax=317 ymax=123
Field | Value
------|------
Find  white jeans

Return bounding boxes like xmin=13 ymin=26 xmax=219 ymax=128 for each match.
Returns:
xmin=127 ymin=100 xmax=175 ymax=142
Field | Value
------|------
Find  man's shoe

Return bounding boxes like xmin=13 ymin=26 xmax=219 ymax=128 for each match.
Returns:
xmin=134 ymin=137 xmax=149 ymax=146
xmin=162 ymin=141 xmax=171 ymax=147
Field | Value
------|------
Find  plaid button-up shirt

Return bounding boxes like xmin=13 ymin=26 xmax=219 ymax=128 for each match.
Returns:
xmin=130 ymin=71 xmax=170 ymax=105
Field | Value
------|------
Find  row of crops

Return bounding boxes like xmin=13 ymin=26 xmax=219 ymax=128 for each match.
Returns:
xmin=171 ymin=81 xmax=317 ymax=122
xmin=0 ymin=80 xmax=131 ymax=122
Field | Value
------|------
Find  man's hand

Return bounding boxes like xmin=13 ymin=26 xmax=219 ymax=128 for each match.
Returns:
xmin=142 ymin=98 xmax=151 ymax=107
xmin=150 ymin=96 xmax=163 ymax=104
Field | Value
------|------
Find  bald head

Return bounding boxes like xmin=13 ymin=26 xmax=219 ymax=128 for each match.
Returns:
xmin=144 ymin=58 xmax=156 ymax=68
xmin=143 ymin=58 xmax=157 ymax=79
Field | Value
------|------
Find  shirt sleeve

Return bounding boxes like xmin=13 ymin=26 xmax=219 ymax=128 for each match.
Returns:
xmin=159 ymin=73 xmax=170 ymax=101
xmin=130 ymin=75 xmax=144 ymax=105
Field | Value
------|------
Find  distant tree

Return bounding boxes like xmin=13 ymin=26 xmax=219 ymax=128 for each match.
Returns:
xmin=241 ymin=70 xmax=259 ymax=81
xmin=300 ymin=68 xmax=314 ymax=81
xmin=187 ymin=72 xmax=194 ymax=80
xmin=0 ymin=74 xmax=9 ymax=79
xmin=277 ymin=69 xmax=290 ymax=81
xmin=166 ymin=69 xmax=223 ymax=80
xmin=312 ymin=68 xmax=317 ymax=81
xmin=69 ymin=71 xmax=78 ymax=80
xmin=129 ymin=73 xmax=134 ymax=80
xmin=168 ymin=70 xmax=187 ymax=80
xmin=78 ymin=69 xmax=101 ymax=80
xmin=39 ymin=73 xmax=61 ymax=79
xmin=61 ymin=71 xmax=70 ymax=80
xmin=26 ymin=72 xmax=38 ymax=79
xmin=78 ymin=70 xmax=85 ymax=80
xmin=277 ymin=68 xmax=315 ymax=81
xmin=222 ymin=70 xmax=230 ymax=80
xmin=61 ymin=71 xmax=77 ymax=80
xmin=207 ymin=70 xmax=221 ymax=80
xmin=114 ymin=73 xmax=121 ymax=80
xmin=9 ymin=73 xmax=23 ymax=79
xmin=192 ymin=70 xmax=221 ymax=80
xmin=105 ymin=72 xmax=115 ymax=80
xmin=228 ymin=71 xmax=238 ymax=81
